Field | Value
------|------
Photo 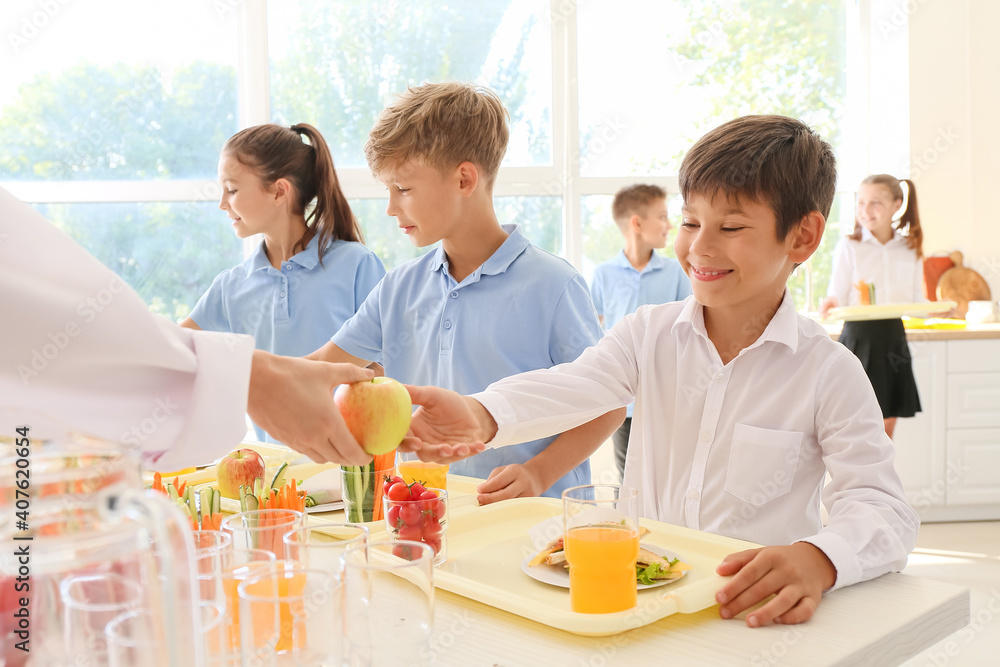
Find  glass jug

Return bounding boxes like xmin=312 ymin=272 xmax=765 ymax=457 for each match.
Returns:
xmin=0 ymin=421 xmax=202 ymax=667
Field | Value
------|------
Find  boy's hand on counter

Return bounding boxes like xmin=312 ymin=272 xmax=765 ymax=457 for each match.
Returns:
xmin=714 ymin=542 xmax=837 ymax=627
xmin=247 ymin=351 xmax=374 ymax=465
xmin=476 ymin=463 xmax=545 ymax=504
xmin=399 ymin=385 xmax=494 ymax=463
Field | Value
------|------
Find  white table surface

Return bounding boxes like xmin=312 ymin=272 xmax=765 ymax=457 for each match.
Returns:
xmin=426 ymin=571 xmax=969 ymax=666
xmin=318 ymin=475 xmax=972 ymax=666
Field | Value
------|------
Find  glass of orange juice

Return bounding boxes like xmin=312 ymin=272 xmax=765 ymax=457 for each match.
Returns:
xmin=398 ymin=459 xmax=449 ymax=490
xmin=562 ymin=484 xmax=639 ymax=614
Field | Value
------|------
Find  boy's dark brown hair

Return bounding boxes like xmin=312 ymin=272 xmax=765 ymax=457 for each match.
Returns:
xmin=678 ymin=115 xmax=837 ymax=240
xmin=364 ymin=82 xmax=510 ymax=188
xmin=612 ymin=184 xmax=667 ymax=231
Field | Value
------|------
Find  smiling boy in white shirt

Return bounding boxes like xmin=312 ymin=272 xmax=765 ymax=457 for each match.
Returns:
xmin=400 ymin=115 xmax=919 ymax=628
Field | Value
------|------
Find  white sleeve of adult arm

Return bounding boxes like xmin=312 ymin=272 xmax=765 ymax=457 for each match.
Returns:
xmin=0 ymin=187 xmax=253 ymax=470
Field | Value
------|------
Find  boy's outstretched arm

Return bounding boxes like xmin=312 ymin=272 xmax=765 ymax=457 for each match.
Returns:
xmin=714 ymin=542 xmax=837 ymax=627
xmin=477 ymin=407 xmax=626 ymax=503
xmin=399 ymin=384 xmax=493 ymax=463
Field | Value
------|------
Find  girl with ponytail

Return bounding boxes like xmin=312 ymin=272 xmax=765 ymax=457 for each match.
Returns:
xmin=182 ymin=123 xmax=386 ymax=441
xmin=819 ymin=175 xmax=924 ymax=439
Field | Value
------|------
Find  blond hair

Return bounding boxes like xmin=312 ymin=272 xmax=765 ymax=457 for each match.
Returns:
xmin=364 ymin=82 xmax=510 ymax=187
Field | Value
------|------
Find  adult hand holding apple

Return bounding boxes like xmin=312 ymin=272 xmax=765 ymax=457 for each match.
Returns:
xmin=334 ymin=377 xmax=412 ymax=455
xmin=216 ymin=448 xmax=266 ymax=499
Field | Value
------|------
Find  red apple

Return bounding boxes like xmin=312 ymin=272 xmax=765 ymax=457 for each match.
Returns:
xmin=216 ymin=448 xmax=266 ymax=499
xmin=334 ymin=377 xmax=412 ymax=455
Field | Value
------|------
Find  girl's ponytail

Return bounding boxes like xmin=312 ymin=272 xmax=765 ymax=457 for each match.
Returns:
xmin=291 ymin=124 xmax=365 ymax=256
xmin=898 ymin=179 xmax=923 ymax=259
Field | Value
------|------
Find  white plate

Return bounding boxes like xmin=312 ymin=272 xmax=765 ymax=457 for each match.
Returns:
xmin=520 ymin=544 xmax=687 ymax=590
xmin=521 ymin=516 xmax=687 ymax=590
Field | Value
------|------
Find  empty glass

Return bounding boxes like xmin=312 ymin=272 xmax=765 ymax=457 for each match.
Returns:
xmin=60 ymin=572 xmax=144 ymax=661
xmin=341 ymin=540 xmax=435 ymax=666
xmin=282 ymin=521 xmax=368 ymax=575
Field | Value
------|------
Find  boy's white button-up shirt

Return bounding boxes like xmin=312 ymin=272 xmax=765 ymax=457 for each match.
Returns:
xmin=826 ymin=227 xmax=924 ymax=305
xmin=474 ymin=292 xmax=919 ymax=590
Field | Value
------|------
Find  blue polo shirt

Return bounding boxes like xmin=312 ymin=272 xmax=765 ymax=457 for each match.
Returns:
xmin=332 ymin=224 xmax=601 ymax=497
xmin=590 ymin=250 xmax=691 ymax=417
xmin=190 ymin=235 xmax=386 ymax=439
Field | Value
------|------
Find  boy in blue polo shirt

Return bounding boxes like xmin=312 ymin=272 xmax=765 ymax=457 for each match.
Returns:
xmin=590 ymin=184 xmax=691 ymax=479
xmin=309 ymin=82 xmax=625 ymax=500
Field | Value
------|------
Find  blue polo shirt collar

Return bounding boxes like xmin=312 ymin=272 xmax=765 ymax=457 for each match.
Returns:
xmin=247 ymin=234 xmax=321 ymax=273
xmin=612 ymin=250 xmax=666 ymax=273
xmin=428 ymin=224 xmax=530 ymax=279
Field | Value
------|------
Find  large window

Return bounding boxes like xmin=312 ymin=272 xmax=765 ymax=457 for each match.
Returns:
xmin=2 ymin=0 xmax=873 ymax=315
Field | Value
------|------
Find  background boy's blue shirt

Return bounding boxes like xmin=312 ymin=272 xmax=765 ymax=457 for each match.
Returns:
xmin=332 ymin=224 xmax=602 ymax=497
xmin=590 ymin=250 xmax=692 ymax=417
xmin=189 ymin=235 xmax=386 ymax=441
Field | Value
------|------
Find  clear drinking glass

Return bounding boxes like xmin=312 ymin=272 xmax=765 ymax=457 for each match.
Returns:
xmin=341 ymin=540 xmax=435 ymax=666
xmin=282 ymin=521 xmax=368 ymax=575
xmin=562 ymin=484 xmax=639 ymax=614
xmin=215 ymin=548 xmax=277 ymax=662
xmin=60 ymin=572 xmax=144 ymax=660
xmin=221 ymin=509 xmax=305 ymax=557
xmin=383 ymin=488 xmax=448 ymax=565
xmin=237 ymin=561 xmax=341 ymax=665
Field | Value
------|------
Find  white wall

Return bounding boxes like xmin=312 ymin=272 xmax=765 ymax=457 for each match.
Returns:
xmin=910 ymin=0 xmax=1000 ymax=298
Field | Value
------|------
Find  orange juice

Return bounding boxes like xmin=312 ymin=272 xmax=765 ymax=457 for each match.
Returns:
xmin=564 ymin=525 xmax=638 ymax=613
xmin=398 ymin=460 xmax=448 ymax=490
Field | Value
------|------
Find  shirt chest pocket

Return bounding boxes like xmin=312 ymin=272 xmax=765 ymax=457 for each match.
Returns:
xmin=724 ymin=424 xmax=803 ymax=506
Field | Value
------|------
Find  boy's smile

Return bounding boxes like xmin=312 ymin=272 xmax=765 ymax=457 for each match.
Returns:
xmin=676 ymin=192 xmax=801 ymax=321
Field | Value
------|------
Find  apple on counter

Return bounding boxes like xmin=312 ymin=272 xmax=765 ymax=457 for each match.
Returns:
xmin=216 ymin=448 xmax=266 ymax=499
xmin=334 ymin=377 xmax=412 ymax=455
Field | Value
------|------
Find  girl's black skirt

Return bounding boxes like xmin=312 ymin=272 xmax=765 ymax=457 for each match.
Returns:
xmin=838 ymin=318 xmax=921 ymax=419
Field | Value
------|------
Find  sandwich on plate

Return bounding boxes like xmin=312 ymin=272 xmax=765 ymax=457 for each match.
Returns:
xmin=529 ymin=526 xmax=690 ymax=583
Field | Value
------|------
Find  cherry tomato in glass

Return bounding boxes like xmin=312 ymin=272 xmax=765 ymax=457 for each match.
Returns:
xmin=400 ymin=502 xmax=422 ymax=526
xmin=387 ymin=483 xmax=410 ymax=502
xmin=425 ymin=537 xmax=442 ymax=555
xmin=409 ymin=482 xmax=426 ymax=499
xmin=387 ymin=504 xmax=401 ymax=528
xmin=422 ymin=518 xmax=443 ymax=541
xmin=398 ymin=525 xmax=422 ymax=542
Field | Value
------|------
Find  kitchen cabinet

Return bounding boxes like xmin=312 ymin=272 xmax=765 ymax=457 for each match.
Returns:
xmin=892 ymin=335 xmax=1000 ymax=521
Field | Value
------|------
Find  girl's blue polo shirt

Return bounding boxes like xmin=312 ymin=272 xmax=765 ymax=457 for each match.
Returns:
xmin=190 ymin=235 xmax=386 ymax=439
xmin=331 ymin=224 xmax=602 ymax=498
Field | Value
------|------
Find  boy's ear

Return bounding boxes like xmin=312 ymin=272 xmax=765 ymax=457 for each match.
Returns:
xmin=629 ymin=214 xmax=641 ymax=232
xmin=787 ymin=211 xmax=826 ymax=264
xmin=456 ymin=161 xmax=479 ymax=196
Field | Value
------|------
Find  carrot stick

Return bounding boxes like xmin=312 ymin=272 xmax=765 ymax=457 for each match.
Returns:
xmin=153 ymin=472 xmax=163 ymax=493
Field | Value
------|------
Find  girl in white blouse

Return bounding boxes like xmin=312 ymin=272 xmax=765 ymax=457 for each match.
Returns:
xmin=820 ymin=175 xmax=925 ymax=439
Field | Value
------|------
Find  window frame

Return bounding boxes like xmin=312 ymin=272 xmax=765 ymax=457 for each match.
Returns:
xmin=2 ymin=0 xmax=891 ymax=312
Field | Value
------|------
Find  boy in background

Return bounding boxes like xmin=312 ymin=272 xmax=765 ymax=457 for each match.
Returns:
xmin=590 ymin=184 xmax=692 ymax=479
xmin=401 ymin=115 xmax=918 ymax=627
xmin=309 ymin=82 xmax=624 ymax=501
